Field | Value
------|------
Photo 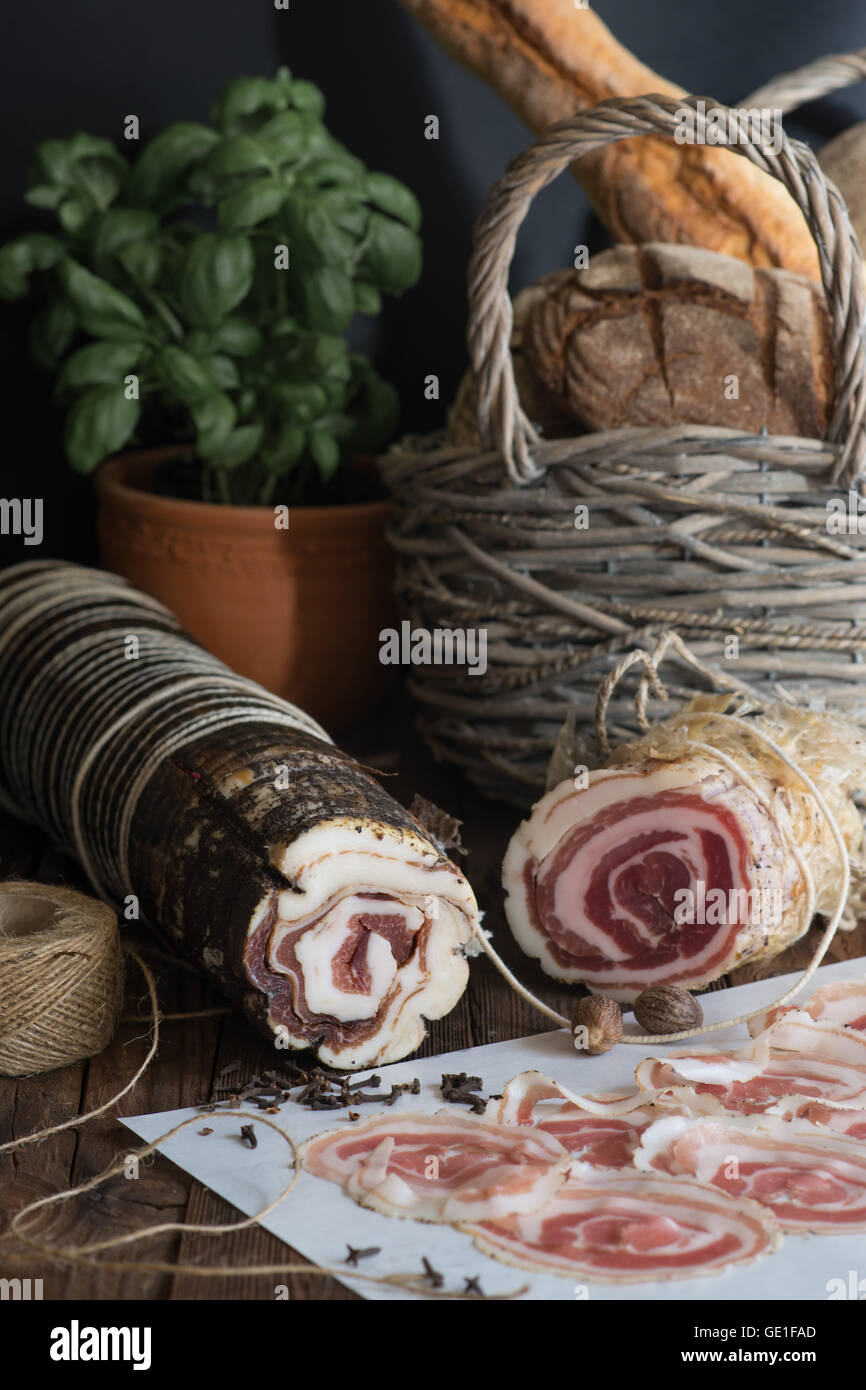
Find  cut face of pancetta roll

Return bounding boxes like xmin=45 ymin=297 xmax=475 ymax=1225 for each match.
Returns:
xmin=463 ymin=1168 xmax=780 ymax=1282
xmin=0 ymin=562 xmax=479 ymax=1069
xmin=244 ymin=819 xmax=478 ymax=1068
xmin=636 ymin=1113 xmax=866 ymax=1233
xmin=299 ymin=1111 xmax=572 ymax=1222
xmin=503 ymin=700 xmax=866 ymax=999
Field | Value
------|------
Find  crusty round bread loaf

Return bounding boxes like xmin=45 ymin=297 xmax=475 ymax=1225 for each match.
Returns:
xmin=524 ymin=243 xmax=834 ymax=437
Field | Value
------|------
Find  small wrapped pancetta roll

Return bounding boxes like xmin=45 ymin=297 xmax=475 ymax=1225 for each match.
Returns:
xmin=503 ymin=698 xmax=866 ymax=1000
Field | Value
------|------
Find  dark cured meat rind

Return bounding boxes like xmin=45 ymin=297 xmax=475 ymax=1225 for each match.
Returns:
xmin=0 ymin=563 xmax=478 ymax=1066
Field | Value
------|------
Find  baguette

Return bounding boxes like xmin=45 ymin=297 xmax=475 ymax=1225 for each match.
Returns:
xmin=400 ymin=0 xmax=819 ymax=279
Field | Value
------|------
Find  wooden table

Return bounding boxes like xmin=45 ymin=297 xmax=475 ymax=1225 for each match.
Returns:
xmin=2 ymin=695 xmax=865 ymax=1301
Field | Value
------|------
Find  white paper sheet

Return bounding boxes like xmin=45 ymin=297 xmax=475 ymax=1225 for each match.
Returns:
xmin=122 ymin=957 xmax=866 ymax=1301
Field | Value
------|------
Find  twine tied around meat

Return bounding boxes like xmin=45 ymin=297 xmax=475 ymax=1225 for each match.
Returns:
xmin=470 ymin=630 xmax=854 ymax=1047
xmin=0 ymin=905 xmax=524 ymax=1300
xmin=0 ymin=881 xmax=123 ymax=1076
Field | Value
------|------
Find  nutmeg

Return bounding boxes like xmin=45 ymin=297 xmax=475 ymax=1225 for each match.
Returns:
xmin=573 ymin=993 xmax=623 ymax=1054
xmin=633 ymin=985 xmax=703 ymax=1034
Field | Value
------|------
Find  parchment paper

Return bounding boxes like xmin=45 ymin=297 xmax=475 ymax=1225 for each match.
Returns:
xmin=122 ymin=957 xmax=866 ymax=1301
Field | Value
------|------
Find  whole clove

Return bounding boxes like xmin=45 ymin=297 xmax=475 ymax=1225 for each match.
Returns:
xmin=240 ymin=1123 xmax=257 ymax=1149
xmin=421 ymin=1257 xmax=444 ymax=1289
xmin=464 ymin=1276 xmax=484 ymax=1296
xmin=441 ymin=1072 xmax=489 ymax=1114
xmin=345 ymin=1245 xmax=381 ymax=1266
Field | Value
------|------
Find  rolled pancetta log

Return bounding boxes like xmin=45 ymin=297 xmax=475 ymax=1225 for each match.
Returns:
xmin=0 ymin=562 xmax=478 ymax=1068
xmin=503 ymin=699 xmax=866 ymax=1000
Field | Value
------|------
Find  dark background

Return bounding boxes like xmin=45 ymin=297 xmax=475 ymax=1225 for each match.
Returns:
xmin=2 ymin=0 xmax=866 ymax=561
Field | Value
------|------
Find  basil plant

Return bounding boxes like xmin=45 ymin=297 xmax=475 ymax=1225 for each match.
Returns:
xmin=0 ymin=69 xmax=422 ymax=504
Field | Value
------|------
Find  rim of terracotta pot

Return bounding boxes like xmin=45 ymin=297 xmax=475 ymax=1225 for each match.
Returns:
xmin=94 ymin=448 xmax=390 ymax=532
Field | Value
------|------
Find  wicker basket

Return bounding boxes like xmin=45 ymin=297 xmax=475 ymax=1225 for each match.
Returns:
xmin=381 ymin=73 xmax=866 ymax=807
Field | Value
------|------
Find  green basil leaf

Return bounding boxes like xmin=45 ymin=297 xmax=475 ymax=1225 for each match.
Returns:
xmin=126 ymin=122 xmax=219 ymax=208
xmin=70 ymin=158 xmax=125 ymax=212
xmin=317 ymin=412 xmax=355 ymax=439
xmin=203 ymin=136 xmax=273 ymax=179
xmin=157 ymin=345 xmax=215 ymax=405
xmin=301 ymin=264 xmax=355 ymax=334
xmin=29 ymin=299 xmax=77 ymax=370
xmin=204 ymin=353 xmax=239 ymax=390
xmin=262 ymin=423 xmax=306 ymax=472
xmin=322 ymin=192 xmax=369 ymax=237
xmin=33 ymin=134 xmax=125 ymax=190
xmin=208 ymin=422 xmax=263 ymax=469
xmin=349 ymin=367 xmax=399 ymax=454
xmin=212 ymin=317 xmax=261 ymax=356
xmin=180 ymin=234 xmax=254 ymax=329
xmin=283 ymin=198 xmax=356 ymax=266
xmin=289 ymin=80 xmax=326 ymax=118
xmin=24 ymin=184 xmax=63 ymax=210
xmin=269 ymin=381 xmax=328 ymax=423
xmin=60 ymin=257 xmax=148 ymax=339
xmin=308 ymin=427 xmax=340 ymax=480
xmin=218 ymin=176 xmax=285 ymax=232
xmin=0 ymin=234 xmax=64 ymax=299
xmin=306 ymin=332 xmax=351 ymax=379
xmin=365 ymin=172 xmax=421 ymax=232
xmin=211 ymin=77 xmax=288 ymax=135
xmin=270 ymin=316 xmax=298 ymax=340
xmin=296 ymin=153 xmax=365 ymax=189
xmin=64 ymin=384 xmax=140 ymax=473
xmin=359 ymin=213 xmax=422 ymax=292
xmin=256 ymin=110 xmax=309 ymax=161
xmin=57 ymin=340 xmax=143 ymax=392
xmin=192 ymin=392 xmax=237 ymax=455
xmin=93 ymin=209 xmax=159 ymax=261
xmin=58 ymin=197 xmax=91 ymax=233
xmin=116 ymin=240 xmax=162 ymax=285
xmin=354 ymin=281 xmax=381 ymax=315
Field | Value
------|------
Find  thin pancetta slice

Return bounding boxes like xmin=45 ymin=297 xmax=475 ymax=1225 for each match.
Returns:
xmin=804 ymin=1106 xmax=866 ymax=1140
xmin=635 ymin=1012 xmax=866 ymax=1117
xmin=636 ymin=1113 xmax=866 ymax=1232
xmin=749 ymin=977 xmax=866 ymax=1037
xmin=299 ymin=1110 xmax=572 ymax=1223
xmin=462 ymin=1168 xmax=779 ymax=1283
xmin=503 ymin=701 xmax=866 ymax=999
xmin=486 ymin=1070 xmax=656 ymax=1169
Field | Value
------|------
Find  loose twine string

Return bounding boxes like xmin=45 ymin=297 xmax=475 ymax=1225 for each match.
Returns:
xmin=1 ymin=946 xmax=525 ymax=1300
xmin=0 ymin=571 xmax=849 ymax=1289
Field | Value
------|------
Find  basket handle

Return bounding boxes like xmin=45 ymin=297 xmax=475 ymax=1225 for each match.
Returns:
xmin=467 ymin=92 xmax=866 ymax=486
xmin=743 ymin=48 xmax=866 ymax=113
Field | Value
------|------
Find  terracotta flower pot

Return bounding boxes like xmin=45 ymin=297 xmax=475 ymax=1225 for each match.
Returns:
xmin=94 ymin=449 xmax=396 ymax=733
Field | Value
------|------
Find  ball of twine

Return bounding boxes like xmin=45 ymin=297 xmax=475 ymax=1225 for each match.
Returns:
xmin=0 ymin=880 xmax=123 ymax=1076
